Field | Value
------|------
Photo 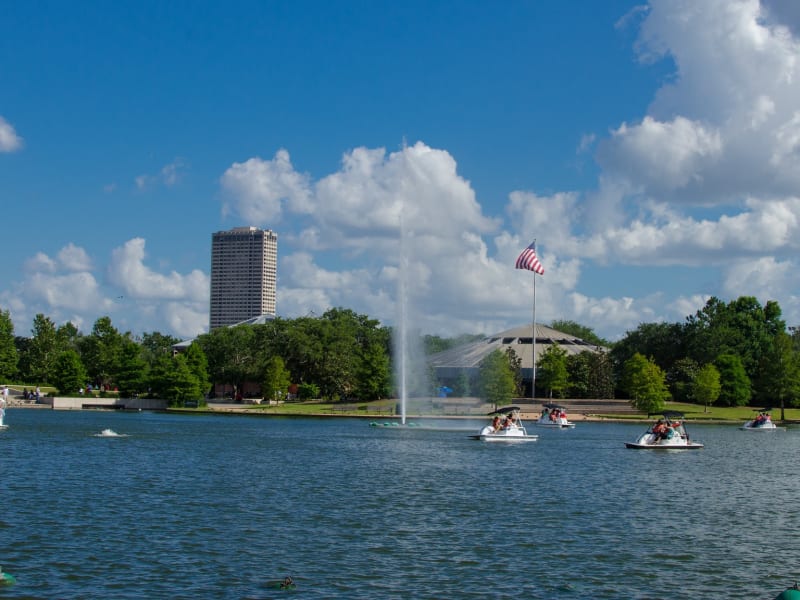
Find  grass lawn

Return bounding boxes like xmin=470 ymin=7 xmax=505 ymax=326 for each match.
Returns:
xmin=596 ymin=402 xmax=800 ymax=422
xmin=177 ymin=399 xmax=800 ymax=422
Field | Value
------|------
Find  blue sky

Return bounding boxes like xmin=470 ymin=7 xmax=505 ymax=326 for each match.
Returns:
xmin=2 ymin=0 xmax=799 ymax=341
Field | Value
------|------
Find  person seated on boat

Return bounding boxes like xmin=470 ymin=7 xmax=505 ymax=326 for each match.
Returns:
xmin=280 ymin=576 xmax=294 ymax=590
xmin=491 ymin=416 xmax=501 ymax=431
xmin=652 ymin=419 xmax=668 ymax=440
xmin=503 ymin=414 xmax=516 ymax=430
xmin=541 ymin=407 xmax=550 ymax=419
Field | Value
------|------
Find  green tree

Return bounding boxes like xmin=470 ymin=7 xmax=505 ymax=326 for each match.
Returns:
xmin=56 ymin=322 xmax=82 ymax=353
xmin=140 ymin=331 xmax=180 ymax=367
xmin=537 ymin=342 xmax=569 ymax=398
xmin=611 ymin=321 xmax=686 ymax=385
xmin=478 ymin=349 xmax=516 ymax=410
xmin=197 ymin=325 xmax=257 ymax=399
xmin=353 ymin=338 xmax=392 ymax=401
xmin=115 ymin=339 xmax=149 ymax=398
xmin=757 ymin=332 xmax=800 ymax=420
xmin=714 ymin=353 xmax=751 ymax=407
xmin=26 ymin=313 xmax=60 ymax=384
xmin=550 ymin=319 xmax=609 ymax=346
xmin=52 ymin=349 xmax=88 ymax=396
xmin=296 ymin=382 xmax=319 ymax=401
xmin=183 ymin=342 xmax=211 ymax=398
xmin=262 ymin=355 xmax=292 ymax=402
xmin=567 ymin=351 xmax=615 ymax=399
xmin=621 ymin=353 xmax=670 ymax=413
xmin=423 ymin=333 xmax=484 ymax=355
xmin=80 ymin=316 xmax=125 ymax=389
xmin=587 ymin=351 xmax=615 ymax=399
xmin=0 ymin=309 xmax=18 ymax=381
xmin=505 ymin=347 xmax=523 ymax=397
xmin=149 ymin=354 xmax=202 ymax=405
xmin=667 ymin=357 xmax=700 ymax=404
xmin=692 ymin=363 xmax=721 ymax=413
xmin=567 ymin=352 xmax=591 ymax=398
xmin=685 ymin=297 xmax=784 ymax=404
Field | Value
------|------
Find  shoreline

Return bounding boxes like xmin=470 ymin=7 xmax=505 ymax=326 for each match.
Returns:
xmin=7 ymin=401 xmax=787 ymax=425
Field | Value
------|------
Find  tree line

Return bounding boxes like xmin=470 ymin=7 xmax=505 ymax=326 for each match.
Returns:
xmin=0 ymin=296 xmax=798 ymax=411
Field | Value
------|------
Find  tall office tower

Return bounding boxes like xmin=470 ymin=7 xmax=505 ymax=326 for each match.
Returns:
xmin=210 ymin=226 xmax=278 ymax=330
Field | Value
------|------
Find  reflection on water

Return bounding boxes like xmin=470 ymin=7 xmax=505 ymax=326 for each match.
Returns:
xmin=0 ymin=409 xmax=798 ymax=599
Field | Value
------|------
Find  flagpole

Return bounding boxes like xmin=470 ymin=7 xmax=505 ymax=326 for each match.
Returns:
xmin=515 ymin=238 xmax=543 ymax=404
xmin=531 ymin=259 xmax=537 ymax=403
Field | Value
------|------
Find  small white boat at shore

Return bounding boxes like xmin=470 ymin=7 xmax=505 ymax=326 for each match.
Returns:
xmin=470 ymin=406 xmax=538 ymax=442
xmin=535 ymin=403 xmax=576 ymax=428
xmin=0 ymin=399 xmax=7 ymax=431
xmin=625 ymin=411 xmax=704 ymax=450
xmin=740 ymin=409 xmax=781 ymax=431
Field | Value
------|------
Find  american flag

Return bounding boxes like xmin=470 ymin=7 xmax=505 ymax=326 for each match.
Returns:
xmin=515 ymin=241 xmax=545 ymax=275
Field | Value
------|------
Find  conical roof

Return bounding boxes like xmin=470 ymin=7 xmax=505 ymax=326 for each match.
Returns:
xmin=427 ymin=323 xmax=606 ymax=376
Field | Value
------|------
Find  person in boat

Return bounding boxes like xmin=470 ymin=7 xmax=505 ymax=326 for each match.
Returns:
xmin=652 ymin=419 xmax=668 ymax=441
xmin=503 ymin=414 xmax=516 ymax=430
xmin=491 ymin=416 xmax=501 ymax=432
xmin=280 ymin=576 xmax=294 ymax=589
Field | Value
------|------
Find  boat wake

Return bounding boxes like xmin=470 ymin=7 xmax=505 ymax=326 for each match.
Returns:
xmin=94 ymin=428 xmax=128 ymax=437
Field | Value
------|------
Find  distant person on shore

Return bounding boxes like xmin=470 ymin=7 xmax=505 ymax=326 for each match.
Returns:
xmin=2 ymin=386 xmax=8 ymax=404
xmin=35 ymin=386 xmax=40 ymax=402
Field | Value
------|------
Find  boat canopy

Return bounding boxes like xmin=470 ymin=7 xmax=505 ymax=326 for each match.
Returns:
xmin=488 ymin=405 xmax=521 ymax=415
xmin=650 ymin=410 xmax=685 ymax=420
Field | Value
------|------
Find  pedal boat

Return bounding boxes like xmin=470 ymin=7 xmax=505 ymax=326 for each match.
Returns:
xmin=740 ymin=409 xmax=781 ymax=431
xmin=534 ymin=403 xmax=576 ymax=428
xmin=470 ymin=406 xmax=538 ymax=442
xmin=625 ymin=411 xmax=704 ymax=449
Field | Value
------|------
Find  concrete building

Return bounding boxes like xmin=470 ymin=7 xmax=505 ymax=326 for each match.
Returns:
xmin=427 ymin=323 xmax=608 ymax=397
xmin=210 ymin=226 xmax=278 ymax=330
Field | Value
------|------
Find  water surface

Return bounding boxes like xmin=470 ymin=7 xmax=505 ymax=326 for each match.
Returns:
xmin=1 ymin=409 xmax=798 ymax=598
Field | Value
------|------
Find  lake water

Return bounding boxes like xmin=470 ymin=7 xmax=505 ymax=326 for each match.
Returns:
xmin=1 ymin=409 xmax=798 ymax=599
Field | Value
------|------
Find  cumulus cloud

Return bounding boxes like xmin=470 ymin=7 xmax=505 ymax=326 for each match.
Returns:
xmin=599 ymin=0 xmax=800 ymax=206
xmin=220 ymin=149 xmax=312 ymax=223
xmin=0 ymin=116 xmax=22 ymax=152
xmin=58 ymin=243 xmax=93 ymax=272
xmin=6 ymin=240 xmax=211 ymax=340
xmin=108 ymin=238 xmax=208 ymax=301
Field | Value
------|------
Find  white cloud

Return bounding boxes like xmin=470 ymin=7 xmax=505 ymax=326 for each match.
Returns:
xmin=136 ymin=158 xmax=186 ymax=190
xmin=220 ymin=149 xmax=312 ymax=223
xmin=599 ymin=116 xmax=722 ymax=192
xmin=597 ymin=0 xmax=800 ymax=206
xmin=58 ymin=243 xmax=93 ymax=272
xmin=0 ymin=116 xmax=22 ymax=152
xmin=24 ymin=252 xmax=57 ymax=274
xmin=108 ymin=238 xmax=208 ymax=301
xmin=721 ymin=256 xmax=800 ymax=300
xmin=27 ymin=271 xmax=111 ymax=312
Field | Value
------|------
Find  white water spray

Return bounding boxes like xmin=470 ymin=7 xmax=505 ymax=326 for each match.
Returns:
xmin=396 ymin=213 xmax=409 ymax=425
